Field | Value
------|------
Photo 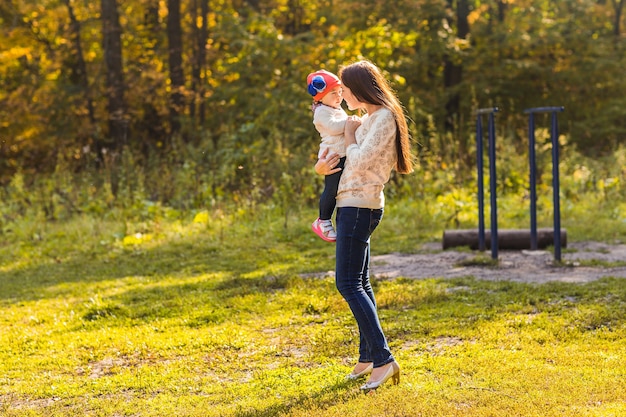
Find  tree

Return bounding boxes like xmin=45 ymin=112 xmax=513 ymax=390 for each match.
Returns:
xmin=2 ymin=0 xmax=626 ymax=201
xmin=190 ymin=0 xmax=209 ymax=128
xmin=101 ymin=0 xmax=127 ymax=151
xmin=443 ymin=0 xmax=471 ymax=165
xmin=167 ymin=0 xmax=185 ymax=137
xmin=62 ymin=0 xmax=96 ymax=128
xmin=611 ymin=0 xmax=625 ymax=36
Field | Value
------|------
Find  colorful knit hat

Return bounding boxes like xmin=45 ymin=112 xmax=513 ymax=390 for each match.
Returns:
xmin=306 ymin=70 xmax=341 ymax=102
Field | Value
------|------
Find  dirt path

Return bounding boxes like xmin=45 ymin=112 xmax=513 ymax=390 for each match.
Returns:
xmin=369 ymin=241 xmax=626 ymax=283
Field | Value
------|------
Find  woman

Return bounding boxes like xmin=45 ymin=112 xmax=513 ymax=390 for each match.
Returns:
xmin=315 ymin=60 xmax=414 ymax=391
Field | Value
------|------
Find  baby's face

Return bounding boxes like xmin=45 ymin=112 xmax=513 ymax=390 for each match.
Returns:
xmin=321 ymin=86 xmax=344 ymax=109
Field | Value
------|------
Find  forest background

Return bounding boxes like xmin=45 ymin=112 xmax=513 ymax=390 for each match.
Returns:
xmin=3 ymin=2 xmax=626 ymax=415
xmin=1 ymin=0 xmax=626 ymax=227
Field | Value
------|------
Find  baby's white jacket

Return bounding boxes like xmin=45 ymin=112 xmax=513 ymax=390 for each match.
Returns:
xmin=313 ymin=105 xmax=348 ymax=158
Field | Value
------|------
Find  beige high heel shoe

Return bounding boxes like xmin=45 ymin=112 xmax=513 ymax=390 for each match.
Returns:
xmin=360 ymin=361 xmax=400 ymax=391
xmin=346 ymin=363 xmax=373 ymax=380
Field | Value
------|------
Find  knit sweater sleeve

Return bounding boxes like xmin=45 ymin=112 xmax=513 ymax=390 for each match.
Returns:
xmin=345 ymin=109 xmax=396 ymax=172
xmin=336 ymin=108 xmax=397 ymax=209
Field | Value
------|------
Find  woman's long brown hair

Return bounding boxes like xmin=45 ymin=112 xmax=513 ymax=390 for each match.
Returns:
xmin=339 ymin=60 xmax=414 ymax=174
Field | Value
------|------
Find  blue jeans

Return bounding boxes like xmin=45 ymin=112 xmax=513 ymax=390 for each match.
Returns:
xmin=335 ymin=207 xmax=394 ymax=368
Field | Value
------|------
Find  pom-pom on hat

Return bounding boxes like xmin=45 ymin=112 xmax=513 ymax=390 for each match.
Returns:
xmin=306 ymin=70 xmax=341 ymax=102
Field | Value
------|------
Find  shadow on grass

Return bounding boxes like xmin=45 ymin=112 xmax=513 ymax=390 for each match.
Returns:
xmin=70 ymin=270 xmax=302 ymax=325
xmin=233 ymin=379 xmax=362 ymax=417
xmin=0 ymin=231 xmax=321 ymax=304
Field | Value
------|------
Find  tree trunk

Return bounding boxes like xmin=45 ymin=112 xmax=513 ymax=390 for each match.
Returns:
xmin=137 ymin=1 xmax=166 ymax=154
xmin=444 ymin=0 xmax=470 ymax=132
xmin=442 ymin=228 xmax=568 ymax=250
xmin=167 ymin=0 xmax=184 ymax=136
xmin=284 ymin=0 xmax=304 ymax=35
xmin=199 ymin=0 xmax=208 ymax=126
xmin=613 ymin=0 xmax=624 ymax=36
xmin=63 ymin=0 xmax=96 ymax=127
xmin=101 ymin=0 xmax=127 ymax=150
xmin=190 ymin=0 xmax=209 ymax=128
xmin=190 ymin=0 xmax=198 ymax=123
xmin=496 ymin=0 xmax=507 ymax=22
xmin=443 ymin=0 xmax=470 ymax=164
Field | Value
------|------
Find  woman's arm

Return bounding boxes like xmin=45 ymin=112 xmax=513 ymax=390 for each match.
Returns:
xmin=344 ymin=110 xmax=396 ymax=170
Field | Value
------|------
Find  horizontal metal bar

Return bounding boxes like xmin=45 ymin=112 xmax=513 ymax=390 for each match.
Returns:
xmin=523 ymin=106 xmax=565 ymax=113
xmin=476 ymin=107 xmax=499 ymax=115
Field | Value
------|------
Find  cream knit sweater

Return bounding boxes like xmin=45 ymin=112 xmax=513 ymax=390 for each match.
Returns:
xmin=313 ymin=104 xmax=348 ymax=158
xmin=336 ymin=107 xmax=397 ymax=210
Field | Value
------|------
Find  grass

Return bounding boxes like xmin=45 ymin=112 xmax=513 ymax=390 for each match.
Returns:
xmin=1 ymin=201 xmax=626 ymax=416
xmin=574 ymin=259 xmax=626 ymax=268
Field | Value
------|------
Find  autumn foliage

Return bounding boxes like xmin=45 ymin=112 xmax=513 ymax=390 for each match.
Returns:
xmin=1 ymin=0 xmax=625 ymax=208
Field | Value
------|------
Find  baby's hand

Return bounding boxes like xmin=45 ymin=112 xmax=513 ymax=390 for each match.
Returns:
xmin=345 ymin=116 xmax=362 ymax=135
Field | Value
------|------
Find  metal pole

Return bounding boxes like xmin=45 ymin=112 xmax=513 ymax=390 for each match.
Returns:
xmin=528 ymin=113 xmax=538 ymax=250
xmin=488 ymin=111 xmax=498 ymax=260
xmin=551 ymin=111 xmax=562 ymax=262
xmin=476 ymin=114 xmax=485 ymax=251
xmin=524 ymin=106 xmax=565 ymax=261
xmin=476 ymin=107 xmax=499 ymax=259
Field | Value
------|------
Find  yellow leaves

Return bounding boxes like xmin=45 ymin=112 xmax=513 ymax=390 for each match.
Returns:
xmin=453 ymin=38 xmax=471 ymax=52
xmin=343 ymin=21 xmax=418 ymax=65
xmin=206 ymin=12 xmax=217 ymax=29
xmin=122 ymin=232 xmax=154 ymax=246
xmin=193 ymin=211 xmax=209 ymax=225
xmin=224 ymin=72 xmax=240 ymax=82
xmin=616 ymin=201 xmax=626 ymax=220
xmin=393 ymin=74 xmax=406 ymax=86
xmin=436 ymin=188 xmax=479 ymax=226
xmin=596 ymin=177 xmax=619 ymax=193
xmin=0 ymin=47 xmax=32 ymax=62
xmin=468 ymin=4 xmax=489 ymax=26
xmin=572 ymin=165 xmax=592 ymax=184
xmin=17 ymin=126 xmax=41 ymax=142
xmin=45 ymin=69 xmax=60 ymax=81
xmin=158 ymin=0 xmax=168 ymax=20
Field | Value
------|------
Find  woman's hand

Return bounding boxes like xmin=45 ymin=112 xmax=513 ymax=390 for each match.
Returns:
xmin=315 ymin=148 xmax=342 ymax=176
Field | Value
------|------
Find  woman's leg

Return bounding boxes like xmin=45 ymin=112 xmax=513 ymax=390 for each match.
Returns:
xmin=335 ymin=207 xmax=394 ymax=368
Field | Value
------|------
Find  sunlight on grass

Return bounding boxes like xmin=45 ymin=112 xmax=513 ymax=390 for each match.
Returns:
xmin=1 ymin=204 xmax=626 ymax=416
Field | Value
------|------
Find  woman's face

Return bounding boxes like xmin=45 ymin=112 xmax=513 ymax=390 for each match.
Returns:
xmin=341 ymin=85 xmax=361 ymax=111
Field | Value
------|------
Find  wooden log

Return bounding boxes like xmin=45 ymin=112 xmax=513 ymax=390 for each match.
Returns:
xmin=442 ymin=228 xmax=567 ymax=250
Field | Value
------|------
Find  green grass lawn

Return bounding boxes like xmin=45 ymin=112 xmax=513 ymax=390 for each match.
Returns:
xmin=1 ymin=204 xmax=625 ymax=416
